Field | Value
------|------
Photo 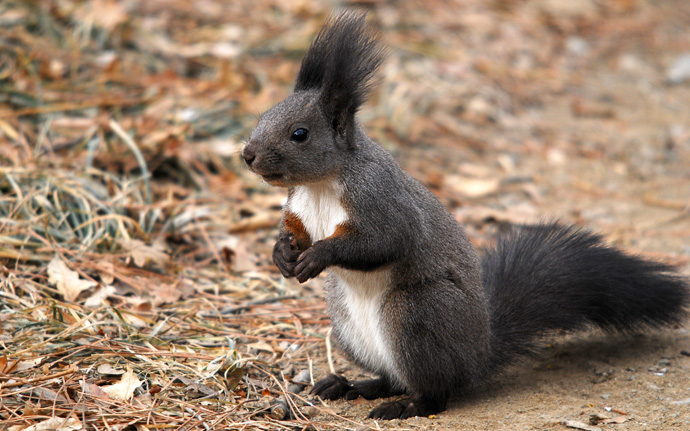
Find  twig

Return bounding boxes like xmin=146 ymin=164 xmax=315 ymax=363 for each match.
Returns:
xmin=0 ymin=98 xmax=147 ymax=118
xmin=0 ymin=365 xmax=77 ymax=389
xmin=325 ymin=328 xmax=335 ymax=375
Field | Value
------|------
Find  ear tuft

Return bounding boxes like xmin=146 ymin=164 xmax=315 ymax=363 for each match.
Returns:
xmin=294 ymin=11 xmax=388 ymax=133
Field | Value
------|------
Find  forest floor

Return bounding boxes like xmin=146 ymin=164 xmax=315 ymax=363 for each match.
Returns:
xmin=1 ymin=1 xmax=689 ymax=430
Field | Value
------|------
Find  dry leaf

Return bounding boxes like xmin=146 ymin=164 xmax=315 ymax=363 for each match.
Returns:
xmin=80 ymin=380 xmax=112 ymax=399
xmin=47 ymin=257 xmax=97 ymax=303
xmin=247 ymin=341 xmax=275 ymax=353
xmin=97 ymin=364 xmax=126 ymax=376
xmin=78 ymin=0 xmax=128 ymax=31
xmin=119 ymin=238 xmax=170 ymax=268
xmin=101 ymin=368 xmax=143 ymax=402
xmin=173 ymin=375 xmax=218 ymax=397
xmin=601 ymin=416 xmax=631 ymax=424
xmin=8 ymin=417 xmax=82 ymax=431
xmin=97 ymin=261 xmax=115 ymax=285
xmin=149 ymin=283 xmax=182 ymax=306
xmin=445 ymin=175 xmax=500 ymax=199
xmin=561 ymin=420 xmax=602 ymax=431
xmin=31 ymin=387 xmax=69 ymax=403
xmin=232 ymin=241 xmax=258 ymax=273
xmin=16 ymin=357 xmax=43 ymax=372
xmin=83 ymin=284 xmax=116 ymax=308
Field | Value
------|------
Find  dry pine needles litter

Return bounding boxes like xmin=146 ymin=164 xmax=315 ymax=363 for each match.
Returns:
xmin=0 ymin=1 xmax=354 ymax=429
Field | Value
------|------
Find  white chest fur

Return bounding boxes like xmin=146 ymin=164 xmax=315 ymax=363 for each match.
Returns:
xmin=330 ymin=268 xmax=401 ymax=385
xmin=288 ymin=181 xmax=348 ymax=241
xmin=287 ymin=181 xmax=400 ymax=384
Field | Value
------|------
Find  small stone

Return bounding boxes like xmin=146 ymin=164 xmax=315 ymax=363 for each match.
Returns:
xmin=288 ymin=369 xmax=312 ymax=394
xmin=618 ymin=54 xmax=642 ymax=72
xmin=464 ymin=96 xmax=496 ymax=124
xmin=539 ymin=0 xmax=598 ymax=19
xmin=566 ymin=37 xmax=589 ymax=56
xmin=666 ymin=53 xmax=690 ymax=84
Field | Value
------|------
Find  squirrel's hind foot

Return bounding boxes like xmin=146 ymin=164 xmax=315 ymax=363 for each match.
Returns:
xmin=311 ymin=374 xmax=403 ymax=401
xmin=368 ymin=395 xmax=446 ymax=420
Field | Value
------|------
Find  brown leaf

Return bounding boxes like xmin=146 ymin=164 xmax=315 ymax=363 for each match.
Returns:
xmin=8 ymin=417 xmax=82 ymax=431
xmin=83 ymin=284 xmax=116 ymax=308
xmin=47 ymin=257 xmax=97 ymax=303
xmin=31 ymin=387 xmax=69 ymax=403
xmin=80 ymin=380 xmax=112 ymax=399
xmin=445 ymin=175 xmax=500 ymax=199
xmin=601 ymin=416 xmax=631 ymax=424
xmin=101 ymin=368 xmax=143 ymax=402
xmin=231 ymin=241 xmax=258 ymax=273
xmin=97 ymin=364 xmax=126 ymax=376
xmin=119 ymin=239 xmax=170 ymax=268
xmin=149 ymin=282 xmax=183 ymax=306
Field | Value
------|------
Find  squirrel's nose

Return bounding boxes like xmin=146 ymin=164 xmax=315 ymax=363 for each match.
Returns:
xmin=242 ymin=146 xmax=256 ymax=166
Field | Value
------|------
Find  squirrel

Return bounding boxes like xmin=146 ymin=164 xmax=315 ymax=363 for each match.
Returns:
xmin=241 ymin=11 xmax=689 ymax=420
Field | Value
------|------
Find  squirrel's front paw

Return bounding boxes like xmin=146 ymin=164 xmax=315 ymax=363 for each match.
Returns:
xmin=273 ymin=235 xmax=301 ymax=278
xmin=294 ymin=245 xmax=331 ymax=283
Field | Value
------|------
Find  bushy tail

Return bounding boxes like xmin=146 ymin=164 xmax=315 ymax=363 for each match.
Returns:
xmin=482 ymin=222 xmax=689 ymax=371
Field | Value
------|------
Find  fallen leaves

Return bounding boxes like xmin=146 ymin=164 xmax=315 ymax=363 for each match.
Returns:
xmin=47 ymin=257 xmax=97 ymax=303
xmin=101 ymin=368 xmax=143 ymax=402
xmin=8 ymin=417 xmax=82 ymax=431
xmin=119 ymin=238 xmax=170 ymax=269
xmin=83 ymin=284 xmax=116 ymax=308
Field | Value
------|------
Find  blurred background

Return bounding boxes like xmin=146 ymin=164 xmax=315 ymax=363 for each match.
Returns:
xmin=1 ymin=1 xmax=689 ymax=429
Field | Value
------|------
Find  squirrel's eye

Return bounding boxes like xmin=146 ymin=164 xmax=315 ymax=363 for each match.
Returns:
xmin=291 ymin=128 xmax=309 ymax=142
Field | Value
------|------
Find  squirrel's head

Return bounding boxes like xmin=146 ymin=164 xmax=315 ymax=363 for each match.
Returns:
xmin=242 ymin=11 xmax=387 ymax=187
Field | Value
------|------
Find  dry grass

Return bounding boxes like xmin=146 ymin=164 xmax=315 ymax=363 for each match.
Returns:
xmin=0 ymin=1 xmax=348 ymax=429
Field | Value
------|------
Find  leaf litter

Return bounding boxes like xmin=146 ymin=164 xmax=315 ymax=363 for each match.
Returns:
xmin=1 ymin=0 xmax=690 ymax=430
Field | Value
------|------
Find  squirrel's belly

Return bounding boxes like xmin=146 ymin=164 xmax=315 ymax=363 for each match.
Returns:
xmin=328 ymin=268 xmax=402 ymax=386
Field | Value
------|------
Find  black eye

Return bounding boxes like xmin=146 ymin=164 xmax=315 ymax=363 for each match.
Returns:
xmin=291 ymin=128 xmax=309 ymax=142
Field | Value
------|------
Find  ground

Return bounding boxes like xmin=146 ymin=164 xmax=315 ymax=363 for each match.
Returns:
xmin=1 ymin=0 xmax=689 ymax=430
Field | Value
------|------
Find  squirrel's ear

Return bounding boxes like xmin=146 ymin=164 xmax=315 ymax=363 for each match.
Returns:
xmin=295 ymin=11 xmax=387 ymax=137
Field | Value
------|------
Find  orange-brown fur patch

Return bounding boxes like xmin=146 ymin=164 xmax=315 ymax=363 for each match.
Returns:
xmin=329 ymin=223 xmax=351 ymax=240
xmin=283 ymin=211 xmax=312 ymax=252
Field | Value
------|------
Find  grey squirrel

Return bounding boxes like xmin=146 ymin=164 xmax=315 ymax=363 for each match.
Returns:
xmin=242 ymin=11 xmax=689 ymax=420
